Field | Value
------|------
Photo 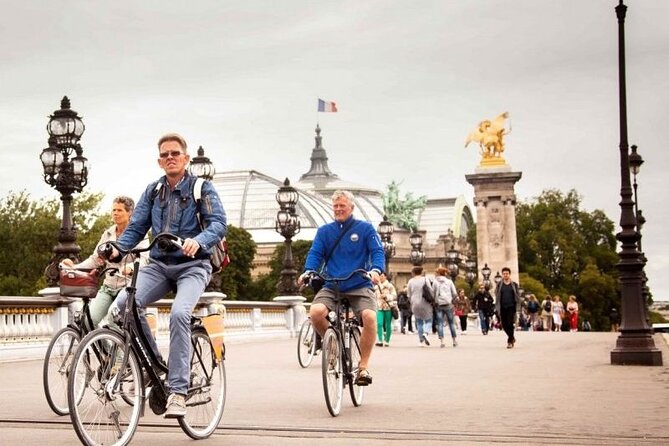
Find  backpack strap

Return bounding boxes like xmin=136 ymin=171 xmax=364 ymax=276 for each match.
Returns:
xmin=192 ymin=177 xmax=205 ymax=230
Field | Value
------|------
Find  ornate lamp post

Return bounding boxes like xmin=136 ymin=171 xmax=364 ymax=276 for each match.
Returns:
xmin=188 ymin=145 xmax=216 ymax=180
xmin=409 ymin=231 xmax=425 ymax=266
xmin=465 ymin=258 xmax=477 ymax=294
xmin=494 ymin=271 xmax=502 ymax=289
xmin=481 ymin=263 xmax=492 ymax=290
xmin=446 ymin=244 xmax=460 ymax=283
xmin=377 ymin=216 xmax=395 ymax=275
xmin=275 ymin=178 xmax=301 ymax=295
xmin=39 ymin=96 xmax=88 ymax=285
xmin=610 ymin=1 xmax=661 ymax=365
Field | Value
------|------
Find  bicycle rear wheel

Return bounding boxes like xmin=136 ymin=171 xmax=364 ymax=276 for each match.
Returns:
xmin=297 ymin=318 xmax=317 ymax=368
xmin=321 ymin=328 xmax=343 ymax=416
xmin=43 ymin=326 xmax=80 ymax=416
xmin=179 ymin=328 xmax=226 ymax=439
xmin=68 ymin=329 xmax=142 ymax=446
xmin=348 ymin=326 xmax=364 ymax=406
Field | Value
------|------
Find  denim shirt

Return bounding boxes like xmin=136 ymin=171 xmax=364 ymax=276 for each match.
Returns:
xmin=117 ymin=173 xmax=227 ymax=262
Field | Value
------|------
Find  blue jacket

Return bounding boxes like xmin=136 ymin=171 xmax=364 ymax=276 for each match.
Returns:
xmin=304 ymin=216 xmax=385 ymax=292
xmin=117 ymin=173 xmax=227 ymax=262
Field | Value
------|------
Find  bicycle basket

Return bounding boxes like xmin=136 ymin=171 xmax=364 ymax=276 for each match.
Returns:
xmin=59 ymin=268 xmax=99 ymax=298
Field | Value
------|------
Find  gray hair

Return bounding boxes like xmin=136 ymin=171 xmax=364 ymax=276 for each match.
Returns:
xmin=331 ymin=190 xmax=355 ymax=204
xmin=157 ymin=133 xmax=188 ymax=153
xmin=113 ymin=196 xmax=135 ymax=213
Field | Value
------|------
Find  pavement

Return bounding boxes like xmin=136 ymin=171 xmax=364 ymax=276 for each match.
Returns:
xmin=1 ymin=329 xmax=669 ymax=445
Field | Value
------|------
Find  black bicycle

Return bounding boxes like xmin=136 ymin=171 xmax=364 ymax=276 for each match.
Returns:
xmin=67 ymin=233 xmax=226 ymax=446
xmin=43 ymin=265 xmax=116 ymax=416
xmin=310 ymin=269 xmax=368 ymax=417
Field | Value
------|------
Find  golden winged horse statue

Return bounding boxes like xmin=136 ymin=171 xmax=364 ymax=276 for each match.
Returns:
xmin=465 ymin=112 xmax=511 ymax=165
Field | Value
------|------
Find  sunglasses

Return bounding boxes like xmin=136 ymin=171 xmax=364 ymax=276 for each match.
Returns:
xmin=159 ymin=150 xmax=184 ymax=159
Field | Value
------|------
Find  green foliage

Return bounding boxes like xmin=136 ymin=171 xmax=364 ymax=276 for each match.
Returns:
xmin=219 ymin=226 xmax=256 ymax=300
xmin=247 ymin=240 xmax=313 ymax=301
xmin=382 ymin=180 xmax=427 ymax=232
xmin=517 ymin=273 xmax=549 ymax=299
xmin=516 ymin=189 xmax=619 ymax=331
xmin=648 ymin=311 xmax=667 ymax=325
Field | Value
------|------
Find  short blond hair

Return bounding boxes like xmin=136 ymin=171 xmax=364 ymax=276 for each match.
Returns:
xmin=331 ymin=190 xmax=355 ymax=204
xmin=157 ymin=133 xmax=188 ymax=153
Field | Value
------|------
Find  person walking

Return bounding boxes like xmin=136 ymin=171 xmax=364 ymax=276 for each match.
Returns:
xmin=526 ymin=294 xmax=540 ymax=331
xmin=299 ymin=189 xmax=384 ymax=386
xmin=552 ymin=295 xmax=564 ymax=332
xmin=375 ymin=272 xmax=397 ymax=346
xmin=540 ymin=295 xmax=553 ymax=332
xmin=566 ymin=295 xmax=579 ymax=332
xmin=109 ymin=133 xmax=227 ymax=418
xmin=407 ymin=266 xmax=434 ymax=347
xmin=454 ymin=288 xmax=471 ymax=335
xmin=473 ymin=284 xmax=494 ymax=335
xmin=397 ymin=286 xmax=413 ymax=334
xmin=494 ymin=267 xmax=521 ymax=349
xmin=609 ymin=307 xmax=621 ymax=332
xmin=432 ymin=267 xmax=458 ymax=348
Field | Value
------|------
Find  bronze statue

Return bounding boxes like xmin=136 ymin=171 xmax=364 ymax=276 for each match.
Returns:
xmin=382 ymin=180 xmax=427 ymax=232
xmin=465 ymin=112 xmax=511 ymax=164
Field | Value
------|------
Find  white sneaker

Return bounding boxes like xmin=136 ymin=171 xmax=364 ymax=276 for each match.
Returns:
xmin=164 ymin=393 xmax=186 ymax=418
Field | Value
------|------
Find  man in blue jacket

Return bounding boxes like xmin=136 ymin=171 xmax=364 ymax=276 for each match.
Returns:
xmin=109 ymin=133 xmax=227 ymax=418
xmin=299 ymin=190 xmax=385 ymax=385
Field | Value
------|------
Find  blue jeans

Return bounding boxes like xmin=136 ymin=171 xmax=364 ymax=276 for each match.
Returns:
xmin=415 ymin=318 xmax=432 ymax=342
xmin=114 ymin=259 xmax=211 ymax=395
xmin=479 ymin=310 xmax=490 ymax=333
xmin=435 ymin=306 xmax=457 ymax=339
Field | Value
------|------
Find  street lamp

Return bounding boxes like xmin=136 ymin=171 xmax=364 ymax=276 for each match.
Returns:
xmin=275 ymin=178 xmax=301 ymax=295
xmin=494 ymin=271 xmax=502 ymax=288
xmin=465 ymin=257 xmax=477 ymax=293
xmin=188 ymin=145 xmax=216 ymax=180
xmin=481 ymin=263 xmax=492 ymax=291
xmin=610 ymin=1 xmax=661 ymax=365
xmin=409 ymin=231 xmax=425 ymax=266
xmin=446 ymin=244 xmax=460 ymax=282
xmin=377 ymin=216 xmax=395 ymax=274
xmin=39 ymin=96 xmax=88 ymax=285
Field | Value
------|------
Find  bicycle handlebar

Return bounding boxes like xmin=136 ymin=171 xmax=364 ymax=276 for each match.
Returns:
xmin=309 ymin=268 xmax=371 ymax=283
xmin=98 ymin=232 xmax=184 ymax=259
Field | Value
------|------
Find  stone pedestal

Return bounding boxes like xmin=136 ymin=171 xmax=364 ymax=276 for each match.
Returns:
xmin=465 ymin=166 xmax=522 ymax=283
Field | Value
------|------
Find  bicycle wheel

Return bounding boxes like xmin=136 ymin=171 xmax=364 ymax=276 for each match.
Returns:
xmin=348 ymin=326 xmax=364 ymax=406
xmin=297 ymin=318 xmax=317 ymax=368
xmin=179 ymin=328 xmax=226 ymax=439
xmin=68 ymin=329 xmax=142 ymax=446
xmin=43 ymin=326 xmax=81 ymax=415
xmin=321 ymin=328 xmax=343 ymax=417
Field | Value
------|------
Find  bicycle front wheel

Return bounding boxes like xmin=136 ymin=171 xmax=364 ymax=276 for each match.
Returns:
xmin=348 ymin=326 xmax=364 ymax=406
xmin=297 ymin=318 xmax=317 ymax=368
xmin=68 ymin=329 xmax=143 ymax=446
xmin=43 ymin=326 xmax=81 ymax=416
xmin=179 ymin=328 xmax=226 ymax=439
xmin=321 ymin=328 xmax=343 ymax=417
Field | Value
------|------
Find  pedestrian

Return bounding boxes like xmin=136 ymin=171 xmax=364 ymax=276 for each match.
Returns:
xmin=397 ymin=286 xmax=413 ymax=334
xmin=299 ymin=189 xmax=385 ymax=386
xmin=473 ymin=284 xmax=494 ymax=335
xmin=609 ymin=308 xmax=621 ymax=332
xmin=432 ymin=266 xmax=458 ymax=348
xmin=541 ymin=295 xmax=553 ymax=332
xmin=494 ymin=267 xmax=521 ymax=349
xmin=526 ymin=294 xmax=540 ymax=331
xmin=454 ymin=288 xmax=471 ymax=334
xmin=566 ymin=295 xmax=579 ymax=332
xmin=60 ymin=196 xmax=149 ymax=328
xmin=109 ymin=133 xmax=227 ymax=418
xmin=552 ymin=295 xmax=564 ymax=332
xmin=375 ymin=272 xmax=397 ymax=347
xmin=407 ymin=266 xmax=434 ymax=347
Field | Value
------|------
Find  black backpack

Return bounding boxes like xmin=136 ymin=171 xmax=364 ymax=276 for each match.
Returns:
xmin=543 ymin=300 xmax=552 ymax=312
xmin=422 ymin=278 xmax=434 ymax=304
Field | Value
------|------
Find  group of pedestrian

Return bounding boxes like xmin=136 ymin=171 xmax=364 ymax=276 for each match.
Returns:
xmin=538 ymin=294 xmax=579 ymax=332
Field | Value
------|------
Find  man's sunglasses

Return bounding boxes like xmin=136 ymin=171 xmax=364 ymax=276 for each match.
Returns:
xmin=159 ymin=151 xmax=184 ymax=159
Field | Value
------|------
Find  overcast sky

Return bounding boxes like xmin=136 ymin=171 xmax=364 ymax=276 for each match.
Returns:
xmin=1 ymin=1 xmax=667 ymax=300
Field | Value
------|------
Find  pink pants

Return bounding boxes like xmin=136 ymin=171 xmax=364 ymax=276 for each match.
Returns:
xmin=569 ymin=312 xmax=578 ymax=330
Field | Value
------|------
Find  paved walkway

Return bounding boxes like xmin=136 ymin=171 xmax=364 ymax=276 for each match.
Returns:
xmin=1 ymin=329 xmax=668 ymax=445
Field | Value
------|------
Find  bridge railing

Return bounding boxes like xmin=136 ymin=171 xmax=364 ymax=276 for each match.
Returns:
xmin=0 ymin=289 xmax=308 ymax=362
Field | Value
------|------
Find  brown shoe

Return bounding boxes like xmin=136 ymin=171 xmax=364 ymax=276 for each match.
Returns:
xmin=507 ymin=342 xmax=513 ymax=349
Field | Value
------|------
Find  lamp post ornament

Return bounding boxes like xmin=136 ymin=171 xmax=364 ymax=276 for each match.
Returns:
xmin=275 ymin=178 xmax=301 ymax=295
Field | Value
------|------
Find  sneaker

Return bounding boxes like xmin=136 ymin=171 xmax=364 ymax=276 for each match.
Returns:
xmin=355 ymin=368 xmax=373 ymax=386
xmin=422 ymin=334 xmax=430 ymax=346
xmin=401 ymin=328 xmax=406 ymax=334
xmin=453 ymin=339 xmax=458 ymax=347
xmin=375 ymin=342 xmax=383 ymax=347
xmin=440 ymin=341 xmax=445 ymax=348
xmin=164 ymin=393 xmax=186 ymax=418
xmin=383 ymin=341 xmax=389 ymax=347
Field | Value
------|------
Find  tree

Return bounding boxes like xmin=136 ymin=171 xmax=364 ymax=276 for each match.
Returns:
xmin=246 ymin=240 xmax=313 ymax=301
xmin=515 ymin=189 xmax=619 ymax=330
xmin=219 ymin=225 xmax=256 ymax=300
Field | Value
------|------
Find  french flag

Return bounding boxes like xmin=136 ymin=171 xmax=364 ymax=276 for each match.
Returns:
xmin=317 ymin=99 xmax=338 ymax=112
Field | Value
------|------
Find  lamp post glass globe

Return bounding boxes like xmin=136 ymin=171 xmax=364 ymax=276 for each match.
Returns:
xmin=188 ymin=145 xmax=215 ymax=180
xmin=481 ymin=263 xmax=491 ymax=281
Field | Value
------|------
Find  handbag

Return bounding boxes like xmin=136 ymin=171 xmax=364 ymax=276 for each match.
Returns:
xmin=391 ymin=305 xmax=399 ymax=320
xmin=60 ymin=268 xmax=99 ymax=298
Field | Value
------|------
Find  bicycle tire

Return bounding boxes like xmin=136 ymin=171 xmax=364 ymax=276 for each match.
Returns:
xmin=348 ymin=326 xmax=364 ymax=406
xmin=297 ymin=318 xmax=317 ymax=368
xmin=68 ymin=328 xmax=142 ymax=446
xmin=43 ymin=326 xmax=81 ymax=416
xmin=321 ymin=328 xmax=343 ymax=417
xmin=179 ymin=328 xmax=226 ymax=439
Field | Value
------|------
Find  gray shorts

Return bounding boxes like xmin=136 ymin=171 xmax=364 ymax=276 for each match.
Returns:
xmin=312 ymin=287 xmax=377 ymax=320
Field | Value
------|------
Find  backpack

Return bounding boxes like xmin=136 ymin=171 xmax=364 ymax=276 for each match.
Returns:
xmin=422 ymin=278 xmax=434 ymax=304
xmin=151 ymin=178 xmax=230 ymax=274
xmin=543 ymin=300 xmax=552 ymax=312
xmin=436 ymin=279 xmax=453 ymax=305
xmin=528 ymin=300 xmax=539 ymax=313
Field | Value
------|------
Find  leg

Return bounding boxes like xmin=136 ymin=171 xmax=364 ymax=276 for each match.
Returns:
xmin=87 ymin=288 xmax=115 ymax=328
xmin=382 ymin=310 xmax=392 ymax=343
xmin=408 ymin=311 xmax=414 ymax=332
xmin=501 ymin=307 xmax=515 ymax=344
xmin=435 ymin=308 xmax=445 ymax=340
xmin=460 ymin=315 xmax=468 ymax=332
xmin=359 ymin=309 xmax=376 ymax=370
xmin=376 ymin=310 xmax=384 ymax=345
xmin=445 ymin=307 xmax=458 ymax=339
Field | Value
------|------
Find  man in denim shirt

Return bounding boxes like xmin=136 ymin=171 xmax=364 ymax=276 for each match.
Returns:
xmin=110 ymin=133 xmax=227 ymax=418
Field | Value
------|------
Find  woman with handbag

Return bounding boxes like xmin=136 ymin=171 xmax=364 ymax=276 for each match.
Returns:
xmin=375 ymin=273 xmax=397 ymax=347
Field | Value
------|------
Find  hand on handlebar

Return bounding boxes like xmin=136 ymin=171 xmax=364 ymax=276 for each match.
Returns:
xmin=368 ymin=270 xmax=380 ymax=284
xmin=181 ymin=238 xmax=201 ymax=258
xmin=298 ymin=271 xmax=315 ymax=285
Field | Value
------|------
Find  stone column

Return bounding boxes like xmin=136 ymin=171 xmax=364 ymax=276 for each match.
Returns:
xmin=465 ymin=166 xmax=522 ymax=283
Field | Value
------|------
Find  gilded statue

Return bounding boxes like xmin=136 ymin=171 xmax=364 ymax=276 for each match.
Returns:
xmin=465 ymin=112 xmax=511 ymax=165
